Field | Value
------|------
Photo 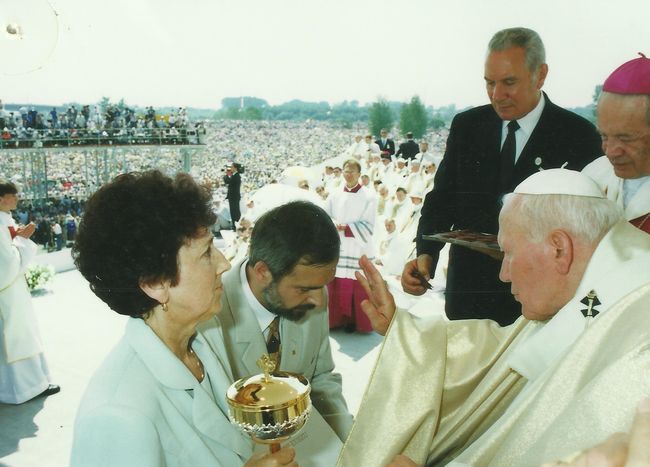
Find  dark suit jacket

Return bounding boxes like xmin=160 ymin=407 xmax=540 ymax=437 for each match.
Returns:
xmin=375 ymin=138 xmax=395 ymax=156
xmin=396 ymin=139 xmax=420 ymax=160
xmin=223 ymin=172 xmax=241 ymax=201
xmin=416 ymin=94 xmax=602 ymax=325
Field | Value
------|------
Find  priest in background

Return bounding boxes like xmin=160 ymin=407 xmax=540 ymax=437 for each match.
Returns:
xmin=0 ymin=180 xmax=59 ymax=404
xmin=583 ymin=53 xmax=650 ymax=233
xmin=326 ymin=159 xmax=377 ymax=333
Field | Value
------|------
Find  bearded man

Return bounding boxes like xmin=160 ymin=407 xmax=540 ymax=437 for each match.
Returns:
xmin=207 ymin=200 xmax=353 ymax=440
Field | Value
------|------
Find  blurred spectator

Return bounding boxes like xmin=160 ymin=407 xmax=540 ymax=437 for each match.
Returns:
xmin=396 ymin=132 xmax=419 ymax=160
xmin=375 ymin=128 xmax=395 ymax=158
xmin=51 ymin=219 xmax=62 ymax=251
xmin=223 ymin=162 xmax=243 ymax=225
xmin=0 ymin=101 xmax=202 ymax=148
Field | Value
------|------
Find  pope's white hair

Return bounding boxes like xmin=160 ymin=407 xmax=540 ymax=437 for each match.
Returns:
xmin=501 ymin=193 xmax=623 ymax=244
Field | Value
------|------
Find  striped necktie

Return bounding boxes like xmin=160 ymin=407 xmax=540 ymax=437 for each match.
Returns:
xmin=266 ymin=317 xmax=281 ymax=368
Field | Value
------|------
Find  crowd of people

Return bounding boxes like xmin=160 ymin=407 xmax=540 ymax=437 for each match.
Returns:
xmin=0 ymin=100 xmax=206 ymax=148
xmin=210 ymin=121 xmax=474 ymax=335
xmin=207 ymin=124 xmax=451 ymax=324
xmin=1 ymin=25 xmax=649 ymax=467
xmin=0 ymin=117 xmax=449 ymax=259
xmin=194 ymin=119 xmax=434 ymax=195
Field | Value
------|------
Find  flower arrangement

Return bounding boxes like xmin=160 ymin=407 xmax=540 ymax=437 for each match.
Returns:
xmin=25 ymin=264 xmax=55 ymax=292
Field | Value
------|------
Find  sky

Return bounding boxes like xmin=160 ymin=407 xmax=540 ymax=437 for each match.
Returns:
xmin=1 ymin=0 xmax=648 ymax=110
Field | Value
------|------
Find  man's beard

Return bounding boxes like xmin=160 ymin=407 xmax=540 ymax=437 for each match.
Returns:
xmin=261 ymin=281 xmax=315 ymax=322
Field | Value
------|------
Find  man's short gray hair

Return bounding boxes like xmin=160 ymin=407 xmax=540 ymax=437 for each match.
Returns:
xmin=488 ymin=27 xmax=546 ymax=75
xmin=501 ymin=193 xmax=623 ymax=244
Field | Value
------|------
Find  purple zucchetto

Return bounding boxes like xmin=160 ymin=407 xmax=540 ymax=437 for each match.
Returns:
xmin=602 ymin=52 xmax=650 ymax=94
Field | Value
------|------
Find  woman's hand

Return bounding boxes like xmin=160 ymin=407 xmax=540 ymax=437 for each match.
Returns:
xmin=245 ymin=446 xmax=298 ymax=467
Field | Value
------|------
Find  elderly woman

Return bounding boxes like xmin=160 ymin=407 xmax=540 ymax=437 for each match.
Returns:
xmin=70 ymin=171 xmax=295 ymax=466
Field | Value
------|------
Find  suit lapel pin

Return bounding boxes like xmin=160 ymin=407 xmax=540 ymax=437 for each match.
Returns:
xmin=534 ymin=157 xmax=542 ymax=166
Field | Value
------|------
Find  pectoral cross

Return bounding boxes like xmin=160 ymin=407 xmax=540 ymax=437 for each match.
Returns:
xmin=580 ymin=290 xmax=601 ymax=319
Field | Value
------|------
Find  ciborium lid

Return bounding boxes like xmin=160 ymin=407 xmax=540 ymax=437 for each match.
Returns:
xmin=226 ymin=354 xmax=311 ymax=444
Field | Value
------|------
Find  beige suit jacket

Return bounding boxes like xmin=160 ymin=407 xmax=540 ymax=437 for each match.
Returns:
xmin=211 ymin=259 xmax=353 ymax=441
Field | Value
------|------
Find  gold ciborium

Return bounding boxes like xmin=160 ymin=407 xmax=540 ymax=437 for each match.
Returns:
xmin=226 ymin=354 xmax=311 ymax=453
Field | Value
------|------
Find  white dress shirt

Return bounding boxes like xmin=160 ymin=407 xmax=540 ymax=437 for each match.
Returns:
xmin=501 ymin=93 xmax=546 ymax=164
xmin=239 ymin=260 xmax=276 ymax=339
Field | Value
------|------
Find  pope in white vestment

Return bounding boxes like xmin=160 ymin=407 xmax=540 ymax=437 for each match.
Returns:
xmin=338 ymin=169 xmax=650 ymax=466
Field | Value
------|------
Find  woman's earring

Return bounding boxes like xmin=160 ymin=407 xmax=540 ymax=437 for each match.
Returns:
xmin=161 ymin=302 xmax=168 ymax=312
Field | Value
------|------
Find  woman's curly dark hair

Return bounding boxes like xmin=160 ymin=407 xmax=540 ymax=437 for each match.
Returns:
xmin=72 ymin=170 xmax=216 ymax=317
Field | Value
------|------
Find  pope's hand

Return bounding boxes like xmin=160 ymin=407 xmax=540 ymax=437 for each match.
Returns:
xmin=386 ymin=454 xmax=422 ymax=467
xmin=401 ymin=254 xmax=433 ymax=296
xmin=355 ymin=255 xmax=396 ymax=336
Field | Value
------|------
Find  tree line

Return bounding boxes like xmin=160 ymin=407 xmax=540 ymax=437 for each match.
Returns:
xmin=215 ymin=95 xmax=456 ymax=138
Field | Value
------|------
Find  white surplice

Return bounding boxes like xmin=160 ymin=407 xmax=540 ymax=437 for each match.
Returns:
xmin=326 ymin=184 xmax=377 ymax=279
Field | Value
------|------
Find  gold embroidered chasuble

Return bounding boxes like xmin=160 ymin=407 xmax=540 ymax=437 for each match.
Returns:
xmin=338 ymin=221 xmax=650 ymax=466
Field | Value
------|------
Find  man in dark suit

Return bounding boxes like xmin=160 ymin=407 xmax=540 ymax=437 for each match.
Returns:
xmin=401 ymin=27 xmax=602 ymax=326
xmin=396 ymin=132 xmax=420 ymax=160
xmin=223 ymin=162 xmax=242 ymax=226
xmin=375 ymin=128 xmax=395 ymax=158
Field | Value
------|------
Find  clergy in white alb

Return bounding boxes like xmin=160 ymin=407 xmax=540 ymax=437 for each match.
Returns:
xmin=0 ymin=182 xmax=53 ymax=404
xmin=326 ymin=159 xmax=377 ymax=333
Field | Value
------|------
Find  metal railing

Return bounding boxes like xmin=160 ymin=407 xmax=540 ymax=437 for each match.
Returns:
xmin=0 ymin=127 xmax=206 ymax=149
